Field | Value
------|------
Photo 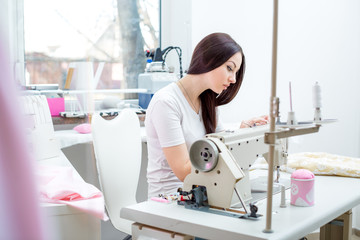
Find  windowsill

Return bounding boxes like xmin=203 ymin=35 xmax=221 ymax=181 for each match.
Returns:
xmin=52 ymin=113 xmax=145 ymax=126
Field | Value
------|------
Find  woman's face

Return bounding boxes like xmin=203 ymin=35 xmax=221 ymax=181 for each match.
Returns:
xmin=208 ymin=52 xmax=243 ymax=94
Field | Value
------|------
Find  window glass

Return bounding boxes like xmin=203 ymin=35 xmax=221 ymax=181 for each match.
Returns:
xmin=24 ymin=0 xmax=159 ymax=91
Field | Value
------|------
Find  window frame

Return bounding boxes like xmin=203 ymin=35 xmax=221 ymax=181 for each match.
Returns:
xmin=16 ymin=0 xmax=161 ymax=89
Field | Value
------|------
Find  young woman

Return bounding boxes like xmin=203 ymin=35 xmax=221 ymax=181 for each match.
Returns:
xmin=145 ymin=32 xmax=268 ymax=198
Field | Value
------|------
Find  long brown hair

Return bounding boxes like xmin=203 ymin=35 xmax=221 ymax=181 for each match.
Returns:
xmin=187 ymin=33 xmax=246 ymax=134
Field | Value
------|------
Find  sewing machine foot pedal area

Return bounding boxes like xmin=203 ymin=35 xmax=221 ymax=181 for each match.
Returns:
xmin=178 ymin=186 xmax=262 ymax=220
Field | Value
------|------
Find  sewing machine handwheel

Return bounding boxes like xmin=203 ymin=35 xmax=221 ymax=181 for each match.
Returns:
xmin=189 ymin=139 xmax=219 ymax=172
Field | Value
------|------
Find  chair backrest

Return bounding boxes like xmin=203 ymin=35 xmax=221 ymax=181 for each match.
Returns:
xmin=91 ymin=109 xmax=141 ymax=234
xmin=21 ymin=95 xmax=60 ymax=162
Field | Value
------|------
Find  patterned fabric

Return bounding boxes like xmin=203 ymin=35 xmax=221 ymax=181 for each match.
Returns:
xmin=285 ymin=152 xmax=360 ymax=178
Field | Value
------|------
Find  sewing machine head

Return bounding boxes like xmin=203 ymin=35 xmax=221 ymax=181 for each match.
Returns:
xmin=207 ymin=125 xmax=288 ymax=169
xmin=183 ymin=137 xmax=245 ymax=209
xmin=183 ymin=125 xmax=288 ymax=210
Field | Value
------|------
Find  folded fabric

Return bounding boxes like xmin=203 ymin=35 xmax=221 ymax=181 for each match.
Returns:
xmin=284 ymin=152 xmax=360 ymax=178
xmin=250 ymin=153 xmax=360 ymax=178
xmin=37 ymin=165 xmax=108 ymax=220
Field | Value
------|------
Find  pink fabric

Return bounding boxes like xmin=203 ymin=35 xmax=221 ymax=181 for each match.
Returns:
xmin=74 ymin=123 xmax=92 ymax=134
xmin=37 ymin=165 xmax=108 ymax=220
xmin=0 ymin=35 xmax=45 ymax=239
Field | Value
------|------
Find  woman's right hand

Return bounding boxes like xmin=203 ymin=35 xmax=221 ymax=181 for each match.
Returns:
xmin=240 ymin=115 xmax=269 ymax=128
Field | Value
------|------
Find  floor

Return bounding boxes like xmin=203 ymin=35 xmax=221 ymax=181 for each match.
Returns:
xmin=101 ymin=220 xmax=129 ymax=240
xmin=306 ymin=232 xmax=360 ymax=240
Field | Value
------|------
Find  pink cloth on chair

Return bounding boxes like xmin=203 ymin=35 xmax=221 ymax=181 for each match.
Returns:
xmin=37 ymin=165 xmax=108 ymax=221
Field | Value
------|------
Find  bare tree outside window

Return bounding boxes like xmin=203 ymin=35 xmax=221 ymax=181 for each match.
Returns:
xmin=24 ymin=0 xmax=159 ymax=95
xmin=118 ymin=0 xmax=145 ymax=90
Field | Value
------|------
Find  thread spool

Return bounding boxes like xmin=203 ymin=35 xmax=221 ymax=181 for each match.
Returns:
xmin=312 ymin=82 xmax=322 ymax=108
xmin=280 ymin=184 xmax=287 ymax=208
xmin=312 ymin=82 xmax=322 ymax=121
xmin=287 ymin=111 xmax=297 ymax=125
xmin=287 ymin=82 xmax=297 ymax=126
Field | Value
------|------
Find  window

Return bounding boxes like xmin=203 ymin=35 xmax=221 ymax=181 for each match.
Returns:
xmin=24 ymin=0 xmax=160 ymax=92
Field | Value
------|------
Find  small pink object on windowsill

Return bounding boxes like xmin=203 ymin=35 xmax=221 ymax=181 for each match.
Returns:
xmin=291 ymin=169 xmax=315 ymax=207
xmin=73 ymin=123 xmax=92 ymax=134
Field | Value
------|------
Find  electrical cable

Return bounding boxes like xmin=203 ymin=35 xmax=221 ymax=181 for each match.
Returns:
xmin=161 ymin=46 xmax=183 ymax=78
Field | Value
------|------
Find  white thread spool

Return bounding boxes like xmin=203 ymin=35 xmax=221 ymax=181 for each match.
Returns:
xmin=280 ymin=185 xmax=287 ymax=208
xmin=287 ymin=111 xmax=297 ymax=125
xmin=287 ymin=82 xmax=297 ymax=125
xmin=312 ymin=82 xmax=322 ymax=122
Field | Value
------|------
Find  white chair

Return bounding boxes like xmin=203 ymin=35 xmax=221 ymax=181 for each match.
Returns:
xmin=91 ymin=109 xmax=142 ymax=237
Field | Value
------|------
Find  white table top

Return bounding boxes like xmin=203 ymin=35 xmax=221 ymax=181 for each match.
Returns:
xmin=121 ymin=170 xmax=360 ymax=240
xmin=55 ymin=122 xmax=239 ymax=149
xmin=55 ymin=130 xmax=93 ymax=149
xmin=55 ymin=127 xmax=147 ymax=149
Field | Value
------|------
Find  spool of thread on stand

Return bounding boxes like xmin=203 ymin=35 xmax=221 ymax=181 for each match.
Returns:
xmin=287 ymin=82 xmax=297 ymax=125
xmin=312 ymin=82 xmax=322 ymax=122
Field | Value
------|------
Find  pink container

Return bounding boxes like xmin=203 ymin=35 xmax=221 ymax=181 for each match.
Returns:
xmin=290 ymin=169 xmax=315 ymax=207
xmin=46 ymin=98 xmax=65 ymax=117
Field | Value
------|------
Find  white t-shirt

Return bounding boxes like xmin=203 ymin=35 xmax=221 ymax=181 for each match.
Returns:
xmin=145 ymin=82 xmax=224 ymax=198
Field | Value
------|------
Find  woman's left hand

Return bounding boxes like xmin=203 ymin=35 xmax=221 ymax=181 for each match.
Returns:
xmin=240 ymin=115 xmax=269 ymax=128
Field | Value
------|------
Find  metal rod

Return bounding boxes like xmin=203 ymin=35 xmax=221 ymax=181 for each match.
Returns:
xmin=289 ymin=81 xmax=293 ymax=112
xmin=234 ymin=188 xmax=249 ymax=214
xmin=264 ymin=0 xmax=279 ymax=233
xmin=264 ymin=125 xmax=320 ymax=143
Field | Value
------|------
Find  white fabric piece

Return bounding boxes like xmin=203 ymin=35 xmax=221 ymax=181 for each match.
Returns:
xmin=145 ymin=83 xmax=224 ymax=198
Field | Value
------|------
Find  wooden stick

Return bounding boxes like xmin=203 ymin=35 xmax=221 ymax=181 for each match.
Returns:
xmin=64 ymin=68 xmax=74 ymax=89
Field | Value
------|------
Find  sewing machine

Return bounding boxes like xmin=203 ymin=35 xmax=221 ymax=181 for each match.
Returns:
xmin=123 ymin=82 xmax=340 ymax=238
xmin=181 ymin=78 xmax=334 ymax=214
xmin=182 ymin=125 xmax=288 ymax=215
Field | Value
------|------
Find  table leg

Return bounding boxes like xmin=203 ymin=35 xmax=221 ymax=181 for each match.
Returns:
xmin=320 ymin=210 xmax=352 ymax=240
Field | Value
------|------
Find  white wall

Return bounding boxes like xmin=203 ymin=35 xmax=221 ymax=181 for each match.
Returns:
xmin=162 ymin=0 xmax=360 ymax=229
xmin=162 ymin=0 xmax=360 ymax=158
xmin=191 ymin=0 xmax=274 ymax=123
xmin=161 ymin=0 xmax=192 ymax=76
xmin=276 ymin=0 xmax=360 ymax=157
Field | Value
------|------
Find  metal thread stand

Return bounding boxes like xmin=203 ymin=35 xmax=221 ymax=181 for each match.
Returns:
xmin=263 ymin=0 xmax=321 ymax=233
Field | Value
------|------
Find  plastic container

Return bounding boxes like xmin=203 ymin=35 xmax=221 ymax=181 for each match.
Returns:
xmin=46 ymin=97 xmax=65 ymax=117
xmin=290 ymin=169 xmax=315 ymax=207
